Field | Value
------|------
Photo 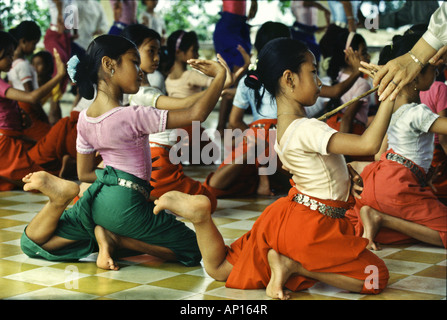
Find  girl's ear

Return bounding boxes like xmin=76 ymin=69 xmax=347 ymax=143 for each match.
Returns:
xmin=282 ymin=69 xmax=297 ymax=91
xmin=101 ymin=56 xmax=116 ymax=75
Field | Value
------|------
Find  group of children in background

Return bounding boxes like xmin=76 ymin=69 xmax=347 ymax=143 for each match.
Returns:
xmin=0 ymin=0 xmax=446 ymax=300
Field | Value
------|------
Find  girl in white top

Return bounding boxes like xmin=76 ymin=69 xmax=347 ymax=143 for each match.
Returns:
xmin=152 ymin=38 xmax=395 ymax=299
xmin=346 ymin=33 xmax=447 ymax=250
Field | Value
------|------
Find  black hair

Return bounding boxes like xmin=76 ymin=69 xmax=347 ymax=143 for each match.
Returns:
xmin=244 ymin=22 xmax=292 ymax=114
xmin=165 ymin=30 xmax=198 ymax=71
xmin=31 ymin=50 xmax=54 ymax=75
xmin=319 ymin=24 xmax=366 ymax=112
xmin=378 ymin=33 xmax=428 ymax=74
xmin=254 ymin=21 xmax=291 ymax=53
xmin=404 ymin=24 xmax=428 ymax=36
xmin=319 ymin=24 xmax=366 ymax=85
xmin=120 ymin=23 xmax=161 ymax=48
xmin=245 ymin=38 xmax=309 ymax=109
xmin=8 ymin=20 xmax=41 ymax=42
xmin=0 ymin=31 xmax=17 ymax=59
xmin=74 ymin=34 xmax=137 ymax=99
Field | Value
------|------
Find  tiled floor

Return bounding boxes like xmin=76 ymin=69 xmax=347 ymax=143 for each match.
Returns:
xmin=0 ymin=108 xmax=446 ymax=301
xmin=0 ymin=163 xmax=446 ymax=301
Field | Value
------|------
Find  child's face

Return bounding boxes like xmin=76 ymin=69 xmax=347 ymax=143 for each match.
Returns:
xmin=31 ymin=56 xmax=47 ymax=76
xmin=183 ymin=44 xmax=199 ymax=61
xmin=293 ymin=51 xmax=322 ymax=106
xmin=418 ymin=64 xmax=438 ymax=91
xmin=357 ymin=42 xmax=370 ymax=63
xmin=138 ymin=38 xmax=161 ymax=74
xmin=0 ymin=46 xmax=14 ymax=72
xmin=113 ymin=48 xmax=144 ymax=94
xmin=144 ymin=0 xmax=158 ymax=10
xmin=21 ymin=39 xmax=39 ymax=55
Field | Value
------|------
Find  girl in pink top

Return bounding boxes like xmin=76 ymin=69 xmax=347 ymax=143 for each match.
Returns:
xmin=19 ymin=34 xmax=228 ymax=271
xmin=0 ymin=31 xmax=66 ymax=191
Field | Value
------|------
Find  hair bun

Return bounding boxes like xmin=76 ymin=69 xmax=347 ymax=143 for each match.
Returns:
xmin=244 ymin=71 xmax=262 ymax=90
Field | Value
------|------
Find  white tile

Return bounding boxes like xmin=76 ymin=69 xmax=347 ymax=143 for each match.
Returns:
xmin=383 ymin=259 xmax=432 ymax=275
xmin=219 ymin=220 xmax=256 ymax=231
xmin=213 ymin=209 xmax=260 ymax=220
xmin=3 ymin=254 xmax=59 ymax=267
xmin=5 ymin=287 xmax=98 ymax=300
xmin=2 ymin=212 xmax=38 ymax=221
xmin=389 ymin=276 xmax=447 ymax=296
xmin=1 ymin=203 xmax=45 ymax=213
xmin=105 ymin=284 xmax=195 ymax=300
xmin=206 ymin=286 xmax=270 ymax=300
xmin=1 ymin=224 xmax=27 ymax=234
xmin=215 ymin=200 xmax=251 ymax=209
xmin=405 ymin=244 xmax=447 ymax=255
xmin=307 ymin=282 xmax=365 ymax=300
xmin=1 ymin=193 xmax=48 ymax=202
xmin=95 ymin=265 xmax=179 ymax=284
xmin=4 ymin=266 xmax=91 ymax=286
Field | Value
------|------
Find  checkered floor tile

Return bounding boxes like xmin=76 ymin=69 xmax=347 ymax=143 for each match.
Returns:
xmin=0 ymin=162 xmax=445 ymax=301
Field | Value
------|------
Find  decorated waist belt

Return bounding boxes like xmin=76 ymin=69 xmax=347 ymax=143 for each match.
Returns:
xmin=117 ymin=178 xmax=150 ymax=199
xmin=250 ymin=123 xmax=277 ymax=129
xmin=386 ymin=153 xmax=427 ymax=187
xmin=293 ymin=193 xmax=346 ymax=218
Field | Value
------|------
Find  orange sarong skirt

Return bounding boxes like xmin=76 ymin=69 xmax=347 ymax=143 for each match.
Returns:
xmin=345 ymin=149 xmax=447 ymax=248
xmin=150 ymin=143 xmax=217 ymax=213
xmin=225 ymin=185 xmax=389 ymax=294
xmin=203 ymin=118 xmax=277 ymax=198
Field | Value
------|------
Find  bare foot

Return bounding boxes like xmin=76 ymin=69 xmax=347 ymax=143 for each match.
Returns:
xmin=153 ymin=191 xmax=211 ymax=224
xmin=266 ymin=249 xmax=294 ymax=300
xmin=359 ymin=206 xmax=382 ymax=250
xmin=94 ymin=225 xmax=120 ymax=271
xmin=22 ymin=171 xmax=79 ymax=207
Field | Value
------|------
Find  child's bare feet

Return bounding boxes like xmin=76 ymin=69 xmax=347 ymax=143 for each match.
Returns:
xmin=359 ymin=206 xmax=382 ymax=250
xmin=153 ymin=191 xmax=211 ymax=224
xmin=22 ymin=171 xmax=79 ymax=207
xmin=266 ymin=249 xmax=295 ymax=300
xmin=94 ymin=225 xmax=120 ymax=271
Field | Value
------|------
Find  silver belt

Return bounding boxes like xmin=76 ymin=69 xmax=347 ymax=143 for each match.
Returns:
xmin=117 ymin=178 xmax=150 ymax=199
xmin=386 ymin=153 xmax=427 ymax=187
xmin=293 ymin=193 xmax=347 ymax=218
xmin=250 ymin=123 xmax=277 ymax=129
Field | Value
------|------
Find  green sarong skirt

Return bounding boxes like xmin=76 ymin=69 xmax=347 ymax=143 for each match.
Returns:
xmin=21 ymin=166 xmax=201 ymax=266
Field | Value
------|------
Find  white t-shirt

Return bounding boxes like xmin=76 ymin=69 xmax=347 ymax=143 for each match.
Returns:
xmin=387 ymin=103 xmax=439 ymax=172
xmin=7 ymin=59 xmax=39 ymax=91
xmin=275 ymin=118 xmax=350 ymax=201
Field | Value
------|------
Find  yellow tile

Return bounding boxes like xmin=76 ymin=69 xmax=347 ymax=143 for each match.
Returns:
xmin=386 ymin=250 xmax=446 ymax=264
xmin=50 ymin=261 xmax=111 ymax=275
xmin=0 ymin=200 xmax=24 ymax=207
xmin=0 ymin=278 xmax=45 ymax=299
xmin=0 ymin=218 xmax=27 ymax=228
xmin=149 ymin=274 xmax=217 ymax=293
xmin=0 ymin=243 xmax=23 ymax=258
xmin=0 ymin=229 xmax=22 ymax=242
xmin=53 ymin=275 xmax=140 ymax=296
xmin=361 ymin=287 xmax=444 ymax=300
xmin=0 ymin=208 xmax=24 ymax=217
xmin=289 ymin=292 xmax=348 ymax=300
xmin=387 ymin=272 xmax=411 ymax=286
xmin=218 ymin=227 xmax=248 ymax=239
xmin=0 ymin=259 xmax=41 ymax=276
xmin=415 ymin=265 xmax=447 ymax=279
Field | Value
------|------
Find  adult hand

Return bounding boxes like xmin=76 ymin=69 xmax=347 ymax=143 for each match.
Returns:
xmin=372 ymin=53 xmax=421 ymax=101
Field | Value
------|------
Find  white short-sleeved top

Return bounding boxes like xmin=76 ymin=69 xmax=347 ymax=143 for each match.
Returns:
xmin=7 ymin=59 xmax=38 ymax=90
xmin=387 ymin=103 xmax=439 ymax=172
xmin=275 ymin=118 xmax=351 ymax=201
